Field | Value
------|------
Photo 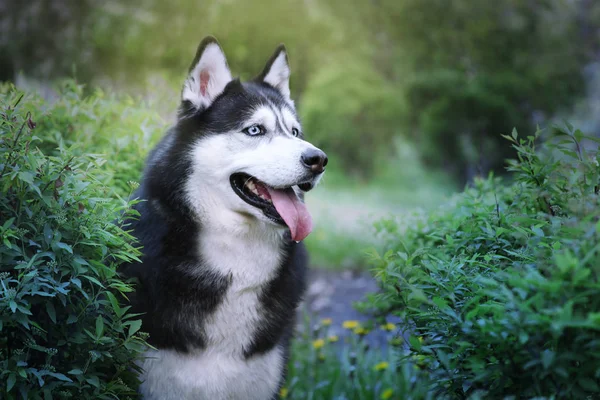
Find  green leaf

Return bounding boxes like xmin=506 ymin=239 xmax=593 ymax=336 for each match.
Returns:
xmin=578 ymin=377 xmax=599 ymax=392
xmin=82 ymin=275 xmax=104 ymax=288
xmin=2 ymin=217 xmax=15 ymax=230
xmin=9 ymin=300 xmax=17 ymax=313
xmin=127 ymin=319 xmax=142 ymax=337
xmin=95 ymin=315 xmax=104 ymax=338
xmin=541 ymin=350 xmax=554 ymax=369
xmin=67 ymin=369 xmax=83 ymax=375
xmin=564 ymin=120 xmax=574 ymax=132
xmin=7 ymin=373 xmax=16 ymax=392
xmin=48 ymin=372 xmax=73 ymax=383
xmin=433 ymin=297 xmax=449 ymax=310
xmin=18 ymin=171 xmax=34 ymax=184
xmin=43 ymin=224 xmax=53 ymax=245
xmin=518 ymin=332 xmax=529 ymax=344
xmin=55 ymin=242 xmax=73 ymax=254
xmin=106 ymin=291 xmax=122 ymax=317
xmin=409 ymin=336 xmax=422 ymax=351
xmin=86 ymin=375 xmax=100 ymax=388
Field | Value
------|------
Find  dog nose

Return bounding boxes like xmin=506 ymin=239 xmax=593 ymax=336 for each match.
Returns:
xmin=301 ymin=149 xmax=328 ymax=174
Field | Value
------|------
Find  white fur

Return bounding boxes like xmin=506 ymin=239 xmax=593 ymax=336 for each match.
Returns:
xmin=263 ymin=51 xmax=291 ymax=99
xmin=199 ymin=220 xmax=285 ymax=352
xmin=280 ymin=107 xmax=298 ymax=134
xmin=184 ymin=105 xmax=322 ymax=227
xmin=246 ymin=107 xmax=278 ymax=134
xmin=139 ymin=346 xmax=284 ymax=400
xmin=182 ymin=43 xmax=232 ymax=110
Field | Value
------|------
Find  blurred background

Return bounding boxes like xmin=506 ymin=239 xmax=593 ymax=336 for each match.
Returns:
xmin=2 ymin=0 xmax=599 ymax=276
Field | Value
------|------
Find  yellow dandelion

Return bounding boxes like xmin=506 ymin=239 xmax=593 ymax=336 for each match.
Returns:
xmin=374 ymin=361 xmax=389 ymax=371
xmin=381 ymin=388 xmax=394 ymax=400
xmin=280 ymin=387 xmax=288 ymax=398
xmin=342 ymin=320 xmax=360 ymax=329
xmin=380 ymin=322 xmax=397 ymax=331
xmin=353 ymin=327 xmax=368 ymax=336
xmin=321 ymin=318 xmax=332 ymax=326
xmin=328 ymin=335 xmax=339 ymax=343
xmin=318 ymin=353 xmax=326 ymax=361
xmin=312 ymin=338 xmax=325 ymax=349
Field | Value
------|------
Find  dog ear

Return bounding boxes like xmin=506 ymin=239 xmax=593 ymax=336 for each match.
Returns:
xmin=257 ymin=45 xmax=291 ymax=100
xmin=182 ymin=36 xmax=232 ymax=111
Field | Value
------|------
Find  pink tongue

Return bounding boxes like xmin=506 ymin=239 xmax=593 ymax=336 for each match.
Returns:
xmin=266 ymin=187 xmax=313 ymax=242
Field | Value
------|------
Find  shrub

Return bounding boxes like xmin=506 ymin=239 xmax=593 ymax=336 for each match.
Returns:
xmin=300 ymin=63 xmax=403 ymax=176
xmin=0 ymin=86 xmax=148 ymax=399
xmin=30 ymin=80 xmax=166 ymax=197
xmin=365 ymin=125 xmax=600 ymax=398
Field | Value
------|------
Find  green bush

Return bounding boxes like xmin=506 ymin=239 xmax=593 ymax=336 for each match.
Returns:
xmin=30 ymin=80 xmax=166 ymax=197
xmin=300 ymin=63 xmax=402 ymax=176
xmin=366 ymin=126 xmax=600 ymax=398
xmin=0 ymin=87 xmax=148 ymax=399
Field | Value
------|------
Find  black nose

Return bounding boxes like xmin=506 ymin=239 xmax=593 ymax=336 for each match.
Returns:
xmin=301 ymin=149 xmax=328 ymax=174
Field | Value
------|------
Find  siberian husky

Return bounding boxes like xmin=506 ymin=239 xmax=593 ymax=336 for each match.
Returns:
xmin=121 ymin=36 xmax=327 ymax=400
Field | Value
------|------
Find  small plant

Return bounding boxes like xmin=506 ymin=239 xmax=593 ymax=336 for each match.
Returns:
xmin=0 ymin=87 xmax=148 ymax=399
xmin=366 ymin=125 xmax=600 ymax=398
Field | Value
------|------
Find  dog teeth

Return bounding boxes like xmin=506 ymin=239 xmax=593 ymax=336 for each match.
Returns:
xmin=245 ymin=181 xmax=259 ymax=195
xmin=245 ymin=180 xmax=273 ymax=202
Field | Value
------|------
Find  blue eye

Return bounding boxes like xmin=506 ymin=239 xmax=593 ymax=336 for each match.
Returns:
xmin=292 ymin=128 xmax=300 ymax=137
xmin=243 ymin=124 xmax=265 ymax=136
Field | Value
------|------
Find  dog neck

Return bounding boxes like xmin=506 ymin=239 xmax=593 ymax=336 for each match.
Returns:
xmin=196 ymin=209 xmax=288 ymax=288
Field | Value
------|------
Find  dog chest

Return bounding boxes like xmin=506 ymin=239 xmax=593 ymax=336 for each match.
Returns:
xmin=139 ymin=346 xmax=284 ymax=400
xmin=199 ymin=225 xmax=286 ymax=350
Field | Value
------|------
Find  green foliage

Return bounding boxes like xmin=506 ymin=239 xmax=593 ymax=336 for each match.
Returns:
xmin=378 ymin=0 xmax=596 ymax=180
xmin=5 ymin=0 xmax=598 ymax=178
xmin=366 ymin=125 xmax=600 ymax=398
xmin=29 ymin=80 xmax=166 ymax=197
xmin=0 ymin=87 xmax=148 ymax=399
xmin=300 ymin=63 xmax=402 ymax=176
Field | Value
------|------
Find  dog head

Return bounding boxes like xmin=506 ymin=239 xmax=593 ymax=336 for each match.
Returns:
xmin=173 ymin=37 xmax=327 ymax=242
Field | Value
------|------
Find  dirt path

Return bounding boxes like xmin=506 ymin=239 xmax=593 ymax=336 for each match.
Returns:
xmin=300 ymin=268 xmax=399 ymax=349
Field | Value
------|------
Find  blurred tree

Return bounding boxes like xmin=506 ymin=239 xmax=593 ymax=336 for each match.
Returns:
xmin=301 ymin=62 xmax=402 ymax=177
xmin=0 ymin=0 xmax=100 ymax=82
xmin=373 ymin=0 xmax=596 ymax=180
xmin=1 ymin=0 xmax=598 ymax=179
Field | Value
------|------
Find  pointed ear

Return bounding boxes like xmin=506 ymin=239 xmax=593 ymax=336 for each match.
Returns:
xmin=182 ymin=36 xmax=232 ymax=111
xmin=258 ymin=45 xmax=291 ymax=100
